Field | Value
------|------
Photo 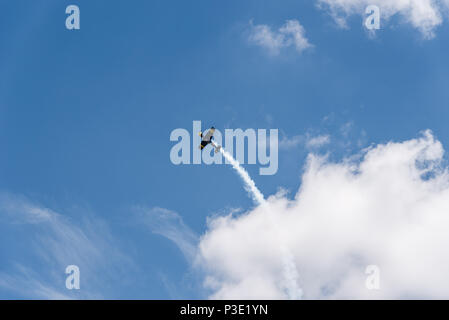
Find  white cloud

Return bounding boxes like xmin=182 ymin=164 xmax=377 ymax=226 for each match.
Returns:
xmin=194 ymin=130 xmax=449 ymax=299
xmin=248 ymin=20 xmax=313 ymax=55
xmin=317 ymin=0 xmax=449 ymax=38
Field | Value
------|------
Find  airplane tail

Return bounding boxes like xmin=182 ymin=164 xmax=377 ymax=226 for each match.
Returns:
xmin=211 ymin=141 xmax=221 ymax=153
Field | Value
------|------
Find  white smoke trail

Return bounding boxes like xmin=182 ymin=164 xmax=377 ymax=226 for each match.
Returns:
xmin=217 ymin=145 xmax=265 ymax=205
xmin=215 ymin=142 xmax=302 ymax=299
xmin=280 ymin=246 xmax=303 ymax=299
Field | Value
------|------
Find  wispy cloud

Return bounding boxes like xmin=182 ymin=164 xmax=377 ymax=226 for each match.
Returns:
xmin=0 ymin=194 xmax=135 ymax=299
xmin=248 ymin=20 xmax=313 ymax=55
xmin=0 ymin=265 xmax=72 ymax=300
xmin=279 ymin=135 xmax=304 ymax=150
xmin=137 ymin=206 xmax=198 ymax=262
xmin=306 ymin=135 xmax=331 ymax=149
xmin=279 ymin=133 xmax=330 ymax=150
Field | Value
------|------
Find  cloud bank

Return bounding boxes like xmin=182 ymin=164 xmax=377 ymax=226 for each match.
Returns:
xmin=194 ymin=130 xmax=449 ymax=299
xmin=317 ymin=0 xmax=449 ymax=38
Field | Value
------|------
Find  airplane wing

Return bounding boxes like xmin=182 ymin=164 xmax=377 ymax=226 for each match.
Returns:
xmin=201 ymin=128 xmax=215 ymax=142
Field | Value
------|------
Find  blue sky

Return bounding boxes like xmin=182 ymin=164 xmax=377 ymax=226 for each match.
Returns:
xmin=1 ymin=0 xmax=449 ymax=299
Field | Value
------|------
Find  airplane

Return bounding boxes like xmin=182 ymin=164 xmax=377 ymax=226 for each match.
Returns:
xmin=199 ymin=126 xmax=221 ymax=153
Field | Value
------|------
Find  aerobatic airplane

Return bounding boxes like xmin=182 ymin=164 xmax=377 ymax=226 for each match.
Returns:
xmin=199 ymin=126 xmax=221 ymax=153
